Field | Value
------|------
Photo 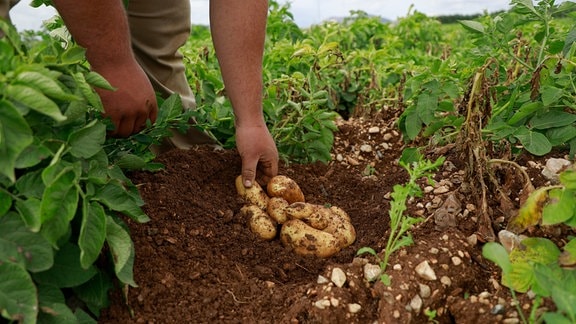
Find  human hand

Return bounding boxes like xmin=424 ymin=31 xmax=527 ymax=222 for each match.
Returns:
xmin=235 ymin=123 xmax=279 ymax=188
xmin=94 ymin=61 xmax=158 ymax=137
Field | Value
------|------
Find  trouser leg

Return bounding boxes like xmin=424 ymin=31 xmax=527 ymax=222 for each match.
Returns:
xmin=126 ymin=0 xmax=216 ymax=152
xmin=0 ymin=0 xmax=20 ymax=23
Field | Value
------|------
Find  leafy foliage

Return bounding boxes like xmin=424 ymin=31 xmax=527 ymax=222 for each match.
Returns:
xmin=0 ymin=19 xmax=188 ymax=323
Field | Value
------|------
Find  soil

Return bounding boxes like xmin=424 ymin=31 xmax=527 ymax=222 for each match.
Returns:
xmin=99 ymin=111 xmax=571 ymax=324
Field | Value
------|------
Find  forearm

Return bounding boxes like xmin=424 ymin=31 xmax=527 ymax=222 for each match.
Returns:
xmin=52 ymin=0 xmax=135 ymax=70
xmin=209 ymin=0 xmax=268 ymax=127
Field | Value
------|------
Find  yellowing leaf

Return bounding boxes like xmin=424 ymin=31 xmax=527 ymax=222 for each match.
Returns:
xmin=506 ymin=186 xmax=549 ymax=233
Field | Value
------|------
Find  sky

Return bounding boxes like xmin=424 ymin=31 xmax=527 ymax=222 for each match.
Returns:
xmin=9 ymin=0 xmax=517 ymax=31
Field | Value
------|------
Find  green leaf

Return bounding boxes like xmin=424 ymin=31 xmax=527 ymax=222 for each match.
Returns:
xmin=14 ymin=70 xmax=79 ymax=102
xmin=91 ymin=181 xmax=149 ymax=223
xmin=530 ymin=111 xmax=576 ymax=130
xmin=0 ymin=190 xmax=11 ymax=217
xmin=84 ymin=71 xmax=114 ymax=91
xmin=4 ymin=84 xmax=67 ymax=122
xmin=33 ymin=243 xmax=97 ymax=288
xmin=542 ymin=188 xmax=575 ymax=225
xmin=37 ymin=285 xmax=78 ymax=324
xmin=67 ymin=120 xmax=106 ymax=159
xmin=106 ymin=216 xmax=137 ymax=287
xmin=541 ymin=312 xmax=573 ymax=324
xmin=14 ymin=143 xmax=52 ymax=169
xmin=40 ymin=167 xmax=80 ymax=246
xmin=514 ymin=128 xmax=552 ymax=156
xmin=15 ymin=198 xmax=42 ymax=232
xmin=0 ymin=212 xmax=54 ymax=272
xmin=78 ymin=202 xmax=107 ymax=269
xmin=482 ymin=242 xmax=512 ymax=274
xmin=507 ymin=101 xmax=543 ymax=125
xmin=0 ymin=261 xmax=38 ymax=324
xmin=0 ymin=100 xmax=34 ymax=183
xmin=540 ymin=86 xmax=565 ymax=106
xmin=72 ymin=271 xmax=113 ymax=317
xmin=458 ymin=20 xmax=485 ymax=34
xmin=404 ymin=109 xmax=422 ymax=140
xmin=508 ymin=261 xmax=534 ymax=293
xmin=551 ymin=286 xmax=576 ymax=321
xmin=560 ymin=170 xmax=576 ymax=190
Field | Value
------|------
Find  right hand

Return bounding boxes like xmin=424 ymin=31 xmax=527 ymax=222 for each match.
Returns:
xmin=94 ymin=60 xmax=158 ymax=137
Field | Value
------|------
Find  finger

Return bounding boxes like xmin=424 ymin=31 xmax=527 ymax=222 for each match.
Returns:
xmin=241 ymin=157 xmax=258 ymax=188
xmin=258 ymin=156 xmax=278 ymax=184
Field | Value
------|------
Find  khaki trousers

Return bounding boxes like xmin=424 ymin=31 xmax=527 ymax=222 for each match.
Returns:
xmin=1 ymin=0 xmax=215 ymax=151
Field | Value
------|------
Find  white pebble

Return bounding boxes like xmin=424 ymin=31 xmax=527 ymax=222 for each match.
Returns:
xmin=415 ymin=261 xmax=437 ymax=281
xmin=314 ymin=299 xmax=331 ymax=309
xmin=348 ymin=303 xmax=362 ymax=313
xmin=433 ymin=185 xmax=450 ymax=194
xmin=317 ymin=275 xmax=329 ymax=284
xmin=451 ymin=256 xmax=462 ymax=266
xmin=331 ymin=267 xmax=347 ymax=288
xmin=419 ymin=284 xmax=431 ymax=298
xmin=440 ymin=276 xmax=452 ymax=286
xmin=360 ymin=144 xmax=373 ymax=152
xmin=363 ymin=263 xmax=382 ymax=282
xmin=368 ymin=126 xmax=380 ymax=134
xmin=410 ymin=295 xmax=423 ymax=313
xmin=330 ymin=297 xmax=340 ymax=307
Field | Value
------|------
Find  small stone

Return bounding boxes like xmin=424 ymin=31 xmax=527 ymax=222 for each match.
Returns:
xmin=336 ymin=154 xmax=344 ymax=162
xmin=265 ymin=281 xmax=275 ymax=288
xmin=433 ymin=185 xmax=450 ymax=194
xmin=409 ymin=294 xmax=423 ymax=313
xmin=393 ymin=264 xmax=402 ymax=271
xmin=467 ymin=234 xmax=478 ymax=246
xmin=424 ymin=186 xmax=434 ymax=193
xmin=440 ymin=276 xmax=452 ymax=286
xmin=415 ymin=261 xmax=437 ymax=281
xmin=451 ymin=256 xmax=462 ymax=266
xmin=314 ymin=299 xmax=331 ymax=309
xmin=348 ymin=303 xmax=362 ymax=314
xmin=330 ymin=297 xmax=340 ymax=307
xmin=360 ymin=144 xmax=373 ymax=153
xmin=393 ymin=310 xmax=400 ymax=318
xmin=429 ymin=247 xmax=439 ymax=254
xmin=317 ymin=275 xmax=329 ymax=284
xmin=478 ymin=291 xmax=492 ymax=299
xmin=503 ymin=318 xmax=520 ymax=324
xmin=331 ymin=267 xmax=347 ymax=288
xmin=541 ymin=158 xmax=571 ymax=182
xmin=363 ymin=263 xmax=382 ymax=282
xmin=383 ymin=133 xmax=394 ymax=141
xmin=419 ymin=284 xmax=431 ymax=298
xmin=368 ymin=126 xmax=380 ymax=134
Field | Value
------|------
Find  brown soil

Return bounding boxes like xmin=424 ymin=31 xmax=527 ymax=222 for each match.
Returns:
xmin=99 ymin=113 xmax=569 ymax=324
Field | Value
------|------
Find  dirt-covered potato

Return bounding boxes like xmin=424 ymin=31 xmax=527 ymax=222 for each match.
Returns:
xmin=267 ymin=197 xmax=289 ymax=224
xmin=240 ymin=205 xmax=277 ymax=241
xmin=324 ymin=210 xmax=356 ymax=247
xmin=235 ymin=175 xmax=269 ymax=210
xmin=280 ymin=219 xmax=341 ymax=258
xmin=267 ymin=175 xmax=305 ymax=204
xmin=284 ymin=202 xmax=330 ymax=230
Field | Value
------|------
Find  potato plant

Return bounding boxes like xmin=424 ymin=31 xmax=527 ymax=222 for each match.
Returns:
xmin=0 ymin=20 xmax=192 ymax=323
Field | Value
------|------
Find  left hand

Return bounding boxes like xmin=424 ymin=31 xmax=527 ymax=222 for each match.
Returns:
xmin=235 ymin=123 xmax=279 ymax=188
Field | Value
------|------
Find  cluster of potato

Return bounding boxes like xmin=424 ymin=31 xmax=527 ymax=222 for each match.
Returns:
xmin=235 ymin=175 xmax=356 ymax=258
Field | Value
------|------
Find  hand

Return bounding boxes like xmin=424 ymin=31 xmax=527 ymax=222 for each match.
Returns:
xmin=95 ymin=60 xmax=158 ymax=137
xmin=235 ymin=123 xmax=279 ymax=187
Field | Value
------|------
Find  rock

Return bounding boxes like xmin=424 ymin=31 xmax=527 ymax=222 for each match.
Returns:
xmin=331 ymin=267 xmax=347 ymax=288
xmin=433 ymin=185 xmax=450 ymax=194
xmin=491 ymin=304 xmax=506 ymax=315
xmin=368 ymin=126 xmax=380 ymax=134
xmin=541 ymin=158 xmax=571 ymax=183
xmin=330 ymin=297 xmax=340 ymax=307
xmin=348 ymin=303 xmax=362 ymax=313
xmin=314 ymin=299 xmax=331 ymax=310
xmin=415 ymin=261 xmax=437 ymax=281
xmin=440 ymin=276 xmax=452 ymax=286
xmin=409 ymin=294 xmax=423 ymax=313
xmin=317 ymin=275 xmax=329 ymax=284
xmin=433 ymin=193 xmax=461 ymax=229
xmin=363 ymin=263 xmax=382 ymax=282
xmin=498 ymin=230 xmax=522 ymax=253
xmin=360 ymin=144 xmax=373 ymax=153
xmin=419 ymin=283 xmax=431 ymax=298
xmin=451 ymin=256 xmax=462 ymax=266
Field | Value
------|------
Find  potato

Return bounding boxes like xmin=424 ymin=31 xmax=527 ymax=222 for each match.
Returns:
xmin=285 ymin=202 xmax=328 ymax=230
xmin=267 ymin=175 xmax=305 ymax=204
xmin=324 ymin=212 xmax=356 ymax=247
xmin=280 ymin=219 xmax=341 ymax=258
xmin=235 ymin=175 xmax=269 ymax=210
xmin=240 ymin=205 xmax=277 ymax=240
xmin=267 ymin=197 xmax=289 ymax=224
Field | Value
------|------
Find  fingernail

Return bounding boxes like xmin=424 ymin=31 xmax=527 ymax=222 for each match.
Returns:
xmin=244 ymin=180 xmax=252 ymax=187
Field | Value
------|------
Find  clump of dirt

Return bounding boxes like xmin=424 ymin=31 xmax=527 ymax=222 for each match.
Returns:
xmin=99 ymin=113 xmax=568 ymax=324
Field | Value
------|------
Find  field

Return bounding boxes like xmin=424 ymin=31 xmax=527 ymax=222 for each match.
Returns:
xmin=1 ymin=1 xmax=576 ymax=323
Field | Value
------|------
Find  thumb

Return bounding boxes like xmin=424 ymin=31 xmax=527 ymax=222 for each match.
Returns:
xmin=241 ymin=159 xmax=258 ymax=188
